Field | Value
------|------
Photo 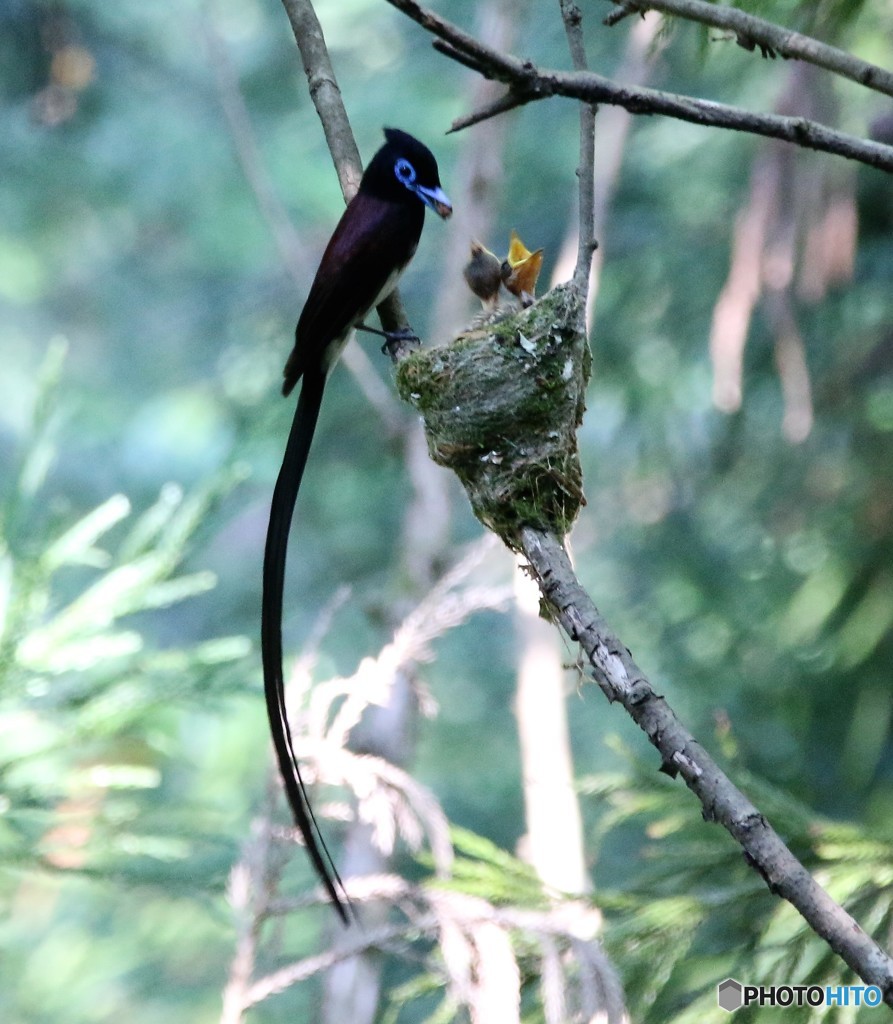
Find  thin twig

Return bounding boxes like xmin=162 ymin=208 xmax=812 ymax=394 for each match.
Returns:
xmin=445 ymin=87 xmax=538 ymax=132
xmin=244 ymin=919 xmax=437 ymax=1007
xmin=549 ymin=13 xmax=663 ymax=326
xmin=558 ymin=0 xmax=598 ymax=295
xmin=601 ymin=0 xmax=893 ymax=101
xmin=518 ymin=525 xmax=893 ymax=1005
xmin=603 ymin=3 xmax=637 ymax=28
xmin=384 ymin=0 xmax=893 ymax=174
xmin=265 ymin=876 xmax=626 ymax=1022
xmin=219 ymin=780 xmax=288 ymax=1024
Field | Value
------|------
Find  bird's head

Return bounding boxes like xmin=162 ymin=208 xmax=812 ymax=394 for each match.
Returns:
xmin=362 ymin=128 xmax=452 ymax=219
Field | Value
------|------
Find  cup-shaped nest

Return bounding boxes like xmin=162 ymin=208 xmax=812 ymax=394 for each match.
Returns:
xmin=396 ymin=284 xmax=591 ymax=546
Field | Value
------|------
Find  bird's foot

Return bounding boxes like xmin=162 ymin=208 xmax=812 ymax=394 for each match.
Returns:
xmin=379 ymin=326 xmax=420 ymax=359
xmin=357 ymin=323 xmax=420 ymax=361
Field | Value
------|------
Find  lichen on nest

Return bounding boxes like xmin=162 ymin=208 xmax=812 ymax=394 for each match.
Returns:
xmin=396 ymin=283 xmax=591 ymax=546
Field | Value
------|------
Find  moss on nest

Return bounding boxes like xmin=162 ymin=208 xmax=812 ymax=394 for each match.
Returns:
xmin=396 ymin=283 xmax=591 ymax=546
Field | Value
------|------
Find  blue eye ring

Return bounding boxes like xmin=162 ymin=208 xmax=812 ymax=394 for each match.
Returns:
xmin=394 ymin=158 xmax=416 ymax=185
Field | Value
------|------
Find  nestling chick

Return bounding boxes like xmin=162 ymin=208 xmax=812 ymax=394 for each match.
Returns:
xmin=463 ymin=240 xmax=504 ymax=310
xmin=501 ymin=229 xmax=544 ymax=308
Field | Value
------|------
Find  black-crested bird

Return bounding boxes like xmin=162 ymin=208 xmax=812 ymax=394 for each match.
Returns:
xmin=501 ymin=229 xmax=544 ymax=308
xmin=263 ymin=128 xmax=451 ymax=923
xmin=463 ymin=240 xmax=503 ymax=310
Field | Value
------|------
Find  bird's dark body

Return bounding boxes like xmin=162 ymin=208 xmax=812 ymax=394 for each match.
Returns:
xmin=262 ymin=129 xmax=450 ymax=923
xmin=283 ymin=193 xmax=423 ymax=392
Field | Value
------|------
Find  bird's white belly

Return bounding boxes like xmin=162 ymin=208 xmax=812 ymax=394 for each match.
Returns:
xmin=369 ymin=264 xmax=406 ymax=313
xmin=322 ymin=264 xmax=408 ymax=374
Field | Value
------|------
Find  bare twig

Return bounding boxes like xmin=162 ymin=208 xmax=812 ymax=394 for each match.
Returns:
xmin=244 ymin=920 xmax=434 ymax=1007
xmin=558 ymin=0 xmax=597 ymax=295
xmin=384 ymin=0 xmax=893 ymax=174
xmin=550 ymin=12 xmax=663 ymax=327
xmin=601 ymin=0 xmax=893 ymax=101
xmin=602 ymin=3 xmax=637 ymax=28
xmin=220 ymin=781 xmax=289 ymax=1024
xmin=265 ymin=876 xmax=626 ymax=1022
xmin=518 ymin=525 xmax=893 ymax=1005
xmin=309 ymin=538 xmax=511 ymax=750
xmin=440 ymin=77 xmax=530 ymax=131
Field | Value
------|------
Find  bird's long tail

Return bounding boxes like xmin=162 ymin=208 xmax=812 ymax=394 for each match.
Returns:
xmin=261 ymin=370 xmax=351 ymax=923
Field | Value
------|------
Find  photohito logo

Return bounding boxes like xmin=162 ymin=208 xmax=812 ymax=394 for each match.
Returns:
xmin=717 ymin=978 xmax=883 ymax=1011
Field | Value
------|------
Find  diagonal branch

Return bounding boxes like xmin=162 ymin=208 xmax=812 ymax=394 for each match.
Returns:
xmin=244 ymin=919 xmax=435 ymax=1007
xmin=394 ymin=276 xmax=893 ymax=996
xmin=203 ymin=6 xmax=404 ymax=434
xmin=601 ymin=0 xmax=893 ymax=101
xmin=279 ymin=0 xmax=362 ymax=198
xmin=445 ymin=86 xmax=538 ymax=132
xmin=279 ymin=0 xmax=412 ymax=338
xmin=518 ymin=525 xmax=893 ymax=1005
xmin=384 ymin=0 xmax=893 ymax=174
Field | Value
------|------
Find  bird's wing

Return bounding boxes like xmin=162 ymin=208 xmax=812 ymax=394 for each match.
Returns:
xmin=283 ymin=193 xmax=422 ymax=393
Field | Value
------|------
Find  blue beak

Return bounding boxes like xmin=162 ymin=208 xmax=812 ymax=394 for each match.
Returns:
xmin=414 ymin=184 xmax=452 ymax=219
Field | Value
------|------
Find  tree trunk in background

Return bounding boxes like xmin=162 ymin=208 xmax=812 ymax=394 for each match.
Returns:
xmin=514 ymin=559 xmax=589 ymax=894
xmin=710 ymin=61 xmax=857 ymax=443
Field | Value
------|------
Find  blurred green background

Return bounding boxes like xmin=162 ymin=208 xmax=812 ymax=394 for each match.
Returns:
xmin=2 ymin=0 xmax=893 ymax=1020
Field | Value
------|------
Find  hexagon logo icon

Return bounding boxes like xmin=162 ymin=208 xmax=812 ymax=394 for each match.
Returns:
xmin=718 ymin=978 xmax=743 ymax=1012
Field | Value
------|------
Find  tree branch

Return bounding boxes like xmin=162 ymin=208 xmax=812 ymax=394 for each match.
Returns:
xmin=203 ymin=7 xmax=405 ymax=434
xmin=265 ymin=875 xmax=626 ymax=1022
xmin=244 ymin=919 xmax=434 ymax=1008
xmin=601 ymin=0 xmax=893 ymax=101
xmin=394 ymin=281 xmax=892 ymax=994
xmin=220 ymin=780 xmax=290 ymax=1024
xmin=559 ymin=0 xmax=598 ymax=295
xmin=279 ymin=0 xmax=362 ymax=198
xmin=443 ymin=85 xmax=535 ymax=132
xmin=279 ymin=0 xmax=411 ymax=338
xmin=383 ymin=0 xmax=893 ymax=174
xmin=518 ymin=525 xmax=893 ymax=1005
